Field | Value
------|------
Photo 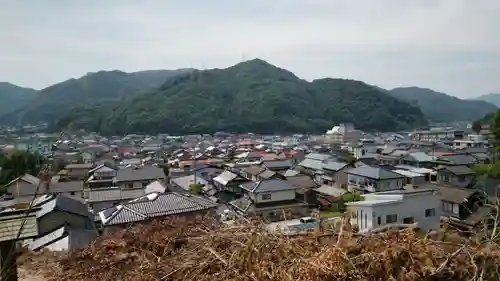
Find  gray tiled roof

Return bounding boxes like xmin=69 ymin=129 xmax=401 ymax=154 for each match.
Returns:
xmin=346 ymin=166 xmax=405 ymax=180
xmin=437 ymin=154 xmax=477 ymax=165
xmin=298 ymin=158 xmax=323 ymax=170
xmin=49 ymin=181 xmax=83 ymax=193
xmin=33 ymin=194 xmax=91 ymax=218
xmin=87 ymin=188 xmax=145 ymax=202
xmin=305 ymin=153 xmax=333 ymax=161
xmin=322 ymin=161 xmax=348 ymax=172
xmin=101 ymin=192 xmax=217 ymax=225
xmin=261 ymin=159 xmax=294 ymax=169
xmin=258 ymin=169 xmax=277 ymax=179
xmin=241 ymin=166 xmax=266 ymax=176
xmin=240 ymin=179 xmax=297 ymax=193
xmin=442 ymin=165 xmax=475 ymax=175
xmin=115 ymin=166 xmax=165 ymax=182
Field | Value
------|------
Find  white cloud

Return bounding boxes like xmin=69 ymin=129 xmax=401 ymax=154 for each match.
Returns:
xmin=0 ymin=0 xmax=499 ymax=97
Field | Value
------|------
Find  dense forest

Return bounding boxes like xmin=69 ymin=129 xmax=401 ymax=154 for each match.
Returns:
xmin=0 ymin=82 xmax=37 ymax=116
xmin=389 ymin=87 xmax=497 ymax=123
xmin=55 ymin=59 xmax=428 ymax=135
xmin=1 ymin=69 xmax=191 ymax=125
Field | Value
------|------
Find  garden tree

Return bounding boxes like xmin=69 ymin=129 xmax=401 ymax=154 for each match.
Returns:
xmin=339 ymin=150 xmax=356 ymax=166
xmin=189 ymin=183 xmax=203 ymax=195
xmin=472 ymin=120 xmax=482 ymax=134
xmin=160 ymin=159 xmax=170 ymax=183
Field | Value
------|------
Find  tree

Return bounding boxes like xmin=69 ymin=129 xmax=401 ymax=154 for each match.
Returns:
xmin=472 ymin=120 xmax=482 ymax=134
xmin=189 ymin=183 xmax=203 ymax=195
xmin=0 ymin=150 xmax=44 ymax=193
xmin=339 ymin=150 xmax=356 ymax=166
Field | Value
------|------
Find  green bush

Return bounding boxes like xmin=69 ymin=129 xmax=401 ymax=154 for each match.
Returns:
xmin=189 ymin=183 xmax=203 ymax=195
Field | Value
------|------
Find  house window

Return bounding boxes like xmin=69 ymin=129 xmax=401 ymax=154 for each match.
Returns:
xmin=425 ymin=208 xmax=435 ymax=217
xmin=377 ymin=216 xmax=381 ymax=225
xmin=403 ymin=217 xmax=414 ymax=224
xmin=126 ymin=183 xmax=133 ymax=189
xmin=458 ymin=176 xmax=466 ymax=182
xmin=261 ymin=194 xmax=272 ymax=200
xmin=142 ymin=182 xmax=148 ymax=187
xmin=443 ymin=175 xmax=450 ymax=182
xmin=386 ymin=214 xmax=397 ymax=224
xmin=442 ymin=202 xmax=454 ymax=213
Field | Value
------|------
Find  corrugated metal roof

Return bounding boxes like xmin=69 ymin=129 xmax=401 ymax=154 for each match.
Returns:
xmin=213 ymin=171 xmax=239 ymax=186
xmin=0 ymin=211 xmax=38 ymax=242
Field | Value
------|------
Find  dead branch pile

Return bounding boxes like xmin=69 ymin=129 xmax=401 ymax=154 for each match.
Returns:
xmin=22 ymin=215 xmax=500 ymax=281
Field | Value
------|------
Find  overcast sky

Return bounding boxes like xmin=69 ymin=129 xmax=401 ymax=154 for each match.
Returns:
xmin=1 ymin=0 xmax=499 ymax=98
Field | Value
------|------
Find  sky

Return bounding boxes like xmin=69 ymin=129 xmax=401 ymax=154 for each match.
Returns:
xmin=1 ymin=0 xmax=499 ymax=98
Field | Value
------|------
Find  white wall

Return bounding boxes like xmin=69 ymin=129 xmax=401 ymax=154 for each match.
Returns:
xmin=349 ymin=192 xmax=441 ymax=233
xmin=252 ymin=190 xmax=295 ymax=203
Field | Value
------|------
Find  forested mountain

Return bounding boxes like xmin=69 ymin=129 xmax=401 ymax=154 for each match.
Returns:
xmin=0 ymin=82 xmax=37 ymax=116
xmin=56 ymin=59 xmax=428 ymax=135
xmin=0 ymin=69 xmax=191 ymax=125
xmin=389 ymin=87 xmax=497 ymax=122
xmin=475 ymin=93 xmax=500 ymax=107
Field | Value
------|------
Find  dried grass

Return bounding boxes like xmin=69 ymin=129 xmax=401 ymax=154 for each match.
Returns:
xmin=19 ymin=215 xmax=500 ymax=281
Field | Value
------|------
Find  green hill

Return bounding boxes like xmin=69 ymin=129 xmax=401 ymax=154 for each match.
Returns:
xmin=475 ymin=93 xmax=500 ymax=107
xmin=389 ymin=87 xmax=497 ymax=122
xmin=56 ymin=59 xmax=428 ymax=135
xmin=0 ymin=82 xmax=37 ymax=116
xmin=1 ymin=69 xmax=191 ymax=125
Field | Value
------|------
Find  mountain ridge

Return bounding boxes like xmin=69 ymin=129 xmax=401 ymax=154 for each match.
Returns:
xmin=0 ymin=82 xmax=38 ymax=117
xmin=55 ymin=59 xmax=428 ymax=135
xmin=475 ymin=93 xmax=500 ymax=107
xmin=0 ymin=69 xmax=192 ymax=125
xmin=389 ymin=86 xmax=497 ymax=122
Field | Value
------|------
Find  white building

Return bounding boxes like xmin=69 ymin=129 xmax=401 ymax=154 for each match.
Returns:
xmin=346 ymin=188 xmax=441 ymax=233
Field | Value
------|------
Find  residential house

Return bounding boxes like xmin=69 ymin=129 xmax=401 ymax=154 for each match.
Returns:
xmin=261 ymin=158 xmax=295 ymax=173
xmin=87 ymin=187 xmax=146 ymax=213
xmin=433 ymin=154 xmax=478 ymax=167
xmin=64 ymin=163 xmax=94 ymax=180
xmin=436 ymin=185 xmax=489 ymax=228
xmin=229 ymin=179 xmax=308 ymax=221
xmin=87 ymin=164 xmax=118 ymax=189
xmin=346 ymin=166 xmax=406 ymax=193
xmin=213 ymin=170 xmax=248 ymax=194
xmin=400 ymin=152 xmax=436 ymax=169
xmin=286 ymin=175 xmax=319 ymax=206
xmin=320 ymin=161 xmax=350 ymax=188
xmin=234 ymin=151 xmax=262 ymax=162
xmin=436 ymin=165 xmax=476 ymax=188
xmin=114 ymin=166 xmax=165 ymax=189
xmin=378 ymin=148 xmax=409 ymax=166
xmin=346 ymin=188 xmax=441 ymax=233
xmin=392 ymin=169 xmax=427 ymax=186
xmin=5 ymin=175 xmax=84 ymax=204
xmin=241 ymin=166 xmax=282 ymax=181
xmin=98 ymin=192 xmax=217 ymax=234
xmin=27 ymin=194 xmax=97 ymax=252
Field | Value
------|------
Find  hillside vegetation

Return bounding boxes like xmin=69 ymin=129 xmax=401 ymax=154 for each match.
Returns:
xmin=0 ymin=82 xmax=37 ymax=116
xmin=1 ymin=69 xmax=191 ymax=125
xmin=56 ymin=59 xmax=428 ymax=134
xmin=389 ymin=87 xmax=497 ymax=122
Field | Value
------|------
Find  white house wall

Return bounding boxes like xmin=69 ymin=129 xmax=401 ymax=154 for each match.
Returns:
xmin=350 ymin=193 xmax=441 ymax=233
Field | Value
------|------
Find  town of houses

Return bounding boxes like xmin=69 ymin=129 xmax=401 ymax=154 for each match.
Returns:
xmin=0 ymin=122 xmax=497 ymax=253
